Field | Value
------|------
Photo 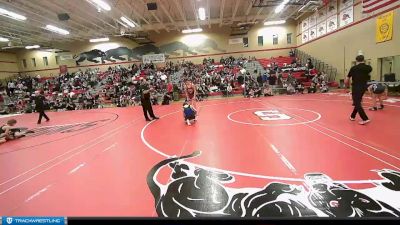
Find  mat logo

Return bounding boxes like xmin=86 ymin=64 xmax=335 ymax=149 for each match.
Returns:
xmin=147 ymin=151 xmax=400 ymax=218
xmin=254 ymin=110 xmax=291 ymax=121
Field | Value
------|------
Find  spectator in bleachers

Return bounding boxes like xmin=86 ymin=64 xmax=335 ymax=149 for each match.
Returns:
xmin=320 ymin=81 xmax=329 ymax=93
xmin=287 ymin=83 xmax=295 ymax=95
xmin=267 ymin=72 xmax=276 ymax=85
xmin=295 ymin=81 xmax=305 ymax=94
xmin=289 ymin=49 xmax=295 ymax=57
xmin=2 ymin=53 xmax=333 ymax=115
xmin=306 ymin=58 xmax=314 ymax=70
xmin=308 ymin=82 xmax=317 ymax=93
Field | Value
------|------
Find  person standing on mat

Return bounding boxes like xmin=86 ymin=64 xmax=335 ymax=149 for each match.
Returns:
xmin=184 ymin=80 xmax=197 ymax=108
xmin=139 ymin=78 xmax=159 ymax=122
xmin=35 ymin=91 xmax=50 ymax=124
xmin=346 ymin=55 xmax=372 ymax=125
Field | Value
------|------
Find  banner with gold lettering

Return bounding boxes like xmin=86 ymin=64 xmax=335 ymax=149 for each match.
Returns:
xmin=376 ymin=11 xmax=394 ymax=43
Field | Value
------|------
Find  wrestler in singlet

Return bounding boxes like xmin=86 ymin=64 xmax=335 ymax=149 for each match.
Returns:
xmin=185 ymin=81 xmax=195 ymax=102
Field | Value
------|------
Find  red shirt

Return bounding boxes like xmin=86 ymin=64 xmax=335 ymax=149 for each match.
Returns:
xmin=167 ymin=83 xmax=173 ymax=93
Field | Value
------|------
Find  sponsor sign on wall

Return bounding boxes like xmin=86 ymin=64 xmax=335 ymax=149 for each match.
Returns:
xmin=59 ymin=54 xmax=73 ymax=60
xmin=228 ymin=38 xmax=243 ymax=45
xmin=142 ymin=54 xmax=165 ymax=64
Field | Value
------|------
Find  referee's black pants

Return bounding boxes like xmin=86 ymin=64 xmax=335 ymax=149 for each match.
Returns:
xmin=351 ymin=90 xmax=369 ymax=121
xmin=141 ymin=99 xmax=156 ymax=120
xmin=37 ymin=110 xmax=50 ymax=124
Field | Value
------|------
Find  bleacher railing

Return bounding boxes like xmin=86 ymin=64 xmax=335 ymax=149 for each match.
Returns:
xmin=295 ymin=49 xmax=338 ymax=82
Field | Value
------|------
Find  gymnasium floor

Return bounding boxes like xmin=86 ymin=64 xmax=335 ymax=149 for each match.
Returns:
xmin=1 ymin=93 xmax=400 ymax=218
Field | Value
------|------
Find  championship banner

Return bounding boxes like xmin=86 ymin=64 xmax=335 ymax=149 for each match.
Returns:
xmin=302 ymin=30 xmax=309 ymax=43
xmin=327 ymin=0 xmax=338 ymax=17
xmin=317 ymin=21 xmax=327 ymax=37
xmin=309 ymin=27 xmax=317 ymax=40
xmin=376 ymin=11 xmax=394 ymax=43
xmin=142 ymin=54 xmax=165 ymax=64
xmin=327 ymin=15 xmax=338 ymax=33
xmin=339 ymin=0 xmax=353 ymax=11
xmin=301 ymin=18 xmax=309 ymax=32
xmin=317 ymin=7 xmax=327 ymax=23
xmin=309 ymin=13 xmax=317 ymax=28
xmin=339 ymin=6 xmax=354 ymax=27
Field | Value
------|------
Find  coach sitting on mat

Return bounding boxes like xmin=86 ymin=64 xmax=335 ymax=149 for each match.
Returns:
xmin=139 ymin=78 xmax=159 ymax=122
xmin=346 ymin=54 xmax=372 ymax=125
xmin=368 ymin=82 xmax=388 ymax=111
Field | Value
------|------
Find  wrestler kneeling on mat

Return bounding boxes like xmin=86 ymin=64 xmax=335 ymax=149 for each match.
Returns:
xmin=0 ymin=119 xmax=34 ymax=144
xmin=368 ymin=82 xmax=388 ymax=111
xmin=183 ymin=102 xmax=197 ymax=126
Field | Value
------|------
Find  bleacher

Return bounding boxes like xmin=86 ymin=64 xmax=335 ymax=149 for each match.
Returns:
xmin=258 ymin=56 xmax=294 ymax=68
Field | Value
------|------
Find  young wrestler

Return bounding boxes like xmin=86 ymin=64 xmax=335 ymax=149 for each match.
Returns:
xmin=0 ymin=119 xmax=33 ymax=144
xmin=184 ymin=80 xmax=197 ymax=108
xmin=183 ymin=102 xmax=197 ymax=126
xmin=368 ymin=82 xmax=388 ymax=111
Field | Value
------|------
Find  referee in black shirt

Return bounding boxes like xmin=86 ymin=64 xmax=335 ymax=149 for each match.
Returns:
xmin=346 ymin=55 xmax=372 ymax=125
xmin=35 ymin=91 xmax=50 ymax=124
xmin=139 ymin=79 xmax=159 ymax=122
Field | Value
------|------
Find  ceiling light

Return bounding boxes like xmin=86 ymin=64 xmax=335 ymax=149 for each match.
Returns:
xmin=275 ymin=0 xmax=290 ymax=14
xmin=0 ymin=37 xmax=9 ymax=42
xmin=264 ymin=20 xmax=286 ymax=26
xmin=89 ymin=37 xmax=110 ymax=43
xmin=117 ymin=20 xmax=129 ymax=28
xmin=88 ymin=0 xmax=111 ymax=11
xmin=25 ymin=45 xmax=40 ymax=49
xmin=120 ymin=16 xmax=135 ymax=28
xmin=199 ymin=7 xmax=206 ymax=20
xmin=0 ymin=7 xmax=27 ymax=21
xmin=45 ymin=25 xmax=70 ymax=35
xmin=182 ymin=28 xmax=203 ymax=34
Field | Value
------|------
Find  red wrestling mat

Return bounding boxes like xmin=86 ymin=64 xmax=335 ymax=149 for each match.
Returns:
xmin=1 ymin=93 xmax=400 ymax=217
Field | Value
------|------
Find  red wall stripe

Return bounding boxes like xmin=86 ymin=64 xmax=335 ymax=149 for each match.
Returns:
xmin=0 ymin=71 xmax=19 ymax=73
xmin=0 ymin=60 xmax=17 ymax=64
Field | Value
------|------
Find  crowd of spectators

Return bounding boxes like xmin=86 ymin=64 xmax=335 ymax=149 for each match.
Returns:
xmin=242 ymin=56 xmax=329 ymax=98
xmin=0 ymin=53 xmax=331 ymax=115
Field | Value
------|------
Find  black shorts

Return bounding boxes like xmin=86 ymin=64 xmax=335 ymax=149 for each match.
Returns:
xmin=185 ymin=115 xmax=196 ymax=120
xmin=373 ymin=88 xmax=385 ymax=94
xmin=371 ymin=84 xmax=385 ymax=94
